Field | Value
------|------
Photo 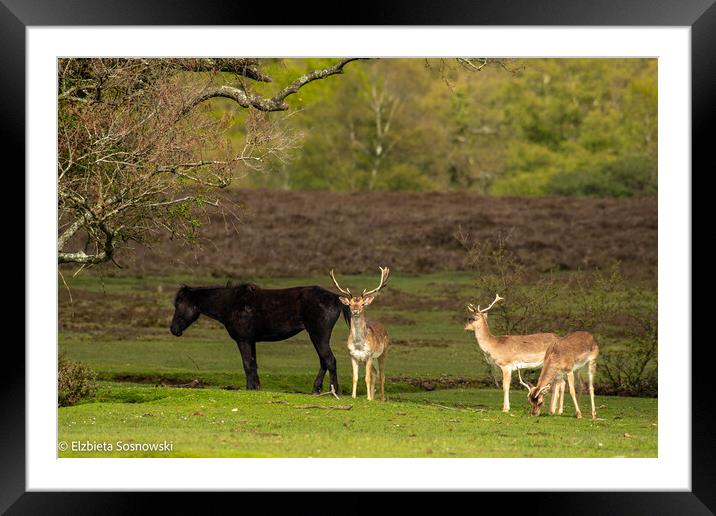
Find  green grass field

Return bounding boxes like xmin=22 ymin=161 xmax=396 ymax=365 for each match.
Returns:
xmin=58 ymin=271 xmax=657 ymax=458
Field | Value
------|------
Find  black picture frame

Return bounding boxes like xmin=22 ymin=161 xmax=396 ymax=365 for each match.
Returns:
xmin=5 ymin=0 xmax=708 ymax=513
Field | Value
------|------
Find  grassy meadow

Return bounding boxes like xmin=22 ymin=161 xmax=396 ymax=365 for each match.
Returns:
xmin=58 ymin=271 xmax=658 ymax=458
xmin=56 ymin=56 xmax=659 ymax=462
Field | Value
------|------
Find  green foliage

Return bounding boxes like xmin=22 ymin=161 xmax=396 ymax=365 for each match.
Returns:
xmin=58 ymin=352 xmax=97 ymax=407
xmin=600 ymin=317 xmax=658 ymax=397
xmin=230 ymin=58 xmax=656 ymax=197
xmin=546 ymin=154 xmax=657 ymax=197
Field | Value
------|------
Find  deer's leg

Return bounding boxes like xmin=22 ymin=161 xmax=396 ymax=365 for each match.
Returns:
xmin=365 ymin=357 xmax=374 ymax=401
xmin=558 ymin=380 xmax=565 ymax=415
xmin=588 ymin=360 xmax=597 ymax=420
xmin=567 ymin=371 xmax=582 ymax=419
xmin=549 ymin=381 xmax=559 ymax=415
xmin=351 ymin=357 xmax=359 ymax=399
xmin=501 ymin=366 xmax=512 ymax=412
xmin=371 ymin=370 xmax=377 ymax=400
xmin=371 ymin=358 xmax=380 ymax=401
xmin=379 ymin=353 xmax=386 ymax=401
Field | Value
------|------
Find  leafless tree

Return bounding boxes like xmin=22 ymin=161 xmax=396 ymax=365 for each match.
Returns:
xmin=344 ymin=76 xmax=403 ymax=191
xmin=58 ymin=58 xmax=359 ymax=268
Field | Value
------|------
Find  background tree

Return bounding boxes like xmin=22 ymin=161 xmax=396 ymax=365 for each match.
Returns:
xmin=238 ymin=58 xmax=657 ymax=196
xmin=57 ymin=58 xmax=358 ymax=267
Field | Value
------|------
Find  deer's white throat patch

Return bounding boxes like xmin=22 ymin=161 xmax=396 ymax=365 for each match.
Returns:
xmin=349 ymin=322 xmax=382 ymax=362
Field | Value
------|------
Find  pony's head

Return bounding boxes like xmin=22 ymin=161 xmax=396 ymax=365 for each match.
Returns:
xmin=170 ymin=285 xmax=200 ymax=336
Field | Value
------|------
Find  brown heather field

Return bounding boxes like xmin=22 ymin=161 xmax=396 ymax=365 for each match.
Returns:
xmin=81 ymin=189 xmax=657 ymax=280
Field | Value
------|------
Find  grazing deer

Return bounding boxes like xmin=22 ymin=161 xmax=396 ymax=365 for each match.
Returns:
xmin=518 ymin=331 xmax=600 ymax=419
xmin=464 ymin=294 xmax=564 ymax=413
xmin=330 ymin=267 xmax=390 ymax=401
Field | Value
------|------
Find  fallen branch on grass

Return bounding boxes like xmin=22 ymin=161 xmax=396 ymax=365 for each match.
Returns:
xmin=421 ymin=399 xmax=487 ymax=413
xmin=163 ymin=379 xmax=204 ymax=388
xmin=266 ymin=396 xmax=352 ymax=410
xmin=316 ymin=384 xmax=340 ymax=399
xmin=294 ymin=404 xmax=353 ymax=411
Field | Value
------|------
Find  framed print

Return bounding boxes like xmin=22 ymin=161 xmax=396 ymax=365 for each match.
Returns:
xmin=6 ymin=0 xmax=710 ymax=512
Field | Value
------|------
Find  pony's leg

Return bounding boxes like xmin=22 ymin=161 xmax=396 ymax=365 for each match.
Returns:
xmin=588 ymin=360 xmax=597 ymax=420
xmin=365 ymin=357 xmax=374 ymax=401
xmin=351 ymin=357 xmax=359 ymax=399
xmin=567 ymin=371 xmax=582 ymax=419
xmin=249 ymin=341 xmax=260 ymax=389
xmin=501 ymin=366 xmax=512 ymax=412
xmin=311 ymin=358 xmax=327 ymax=395
xmin=379 ymin=353 xmax=386 ymax=401
xmin=235 ymin=340 xmax=260 ymax=390
xmin=306 ymin=325 xmax=338 ymax=395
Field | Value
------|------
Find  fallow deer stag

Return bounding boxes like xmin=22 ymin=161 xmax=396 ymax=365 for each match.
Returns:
xmin=330 ymin=267 xmax=390 ymax=401
xmin=518 ymin=331 xmax=600 ymax=419
xmin=464 ymin=294 xmax=564 ymax=413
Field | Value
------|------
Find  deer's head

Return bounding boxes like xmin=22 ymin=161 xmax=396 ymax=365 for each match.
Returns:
xmin=517 ymin=369 xmax=551 ymax=416
xmin=464 ymin=294 xmax=503 ymax=331
xmin=330 ymin=267 xmax=390 ymax=318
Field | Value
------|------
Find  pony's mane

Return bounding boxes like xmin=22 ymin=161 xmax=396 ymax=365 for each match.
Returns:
xmin=175 ymin=283 xmax=256 ymax=301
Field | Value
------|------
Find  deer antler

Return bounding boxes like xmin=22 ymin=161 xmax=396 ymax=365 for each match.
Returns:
xmin=361 ymin=266 xmax=390 ymax=298
xmin=467 ymin=303 xmax=479 ymax=314
xmin=478 ymin=293 xmax=504 ymax=313
xmin=329 ymin=269 xmax=353 ymax=298
xmin=517 ymin=368 xmax=533 ymax=390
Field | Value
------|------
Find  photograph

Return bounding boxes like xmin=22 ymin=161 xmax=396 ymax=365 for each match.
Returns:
xmin=56 ymin=56 xmax=659 ymax=459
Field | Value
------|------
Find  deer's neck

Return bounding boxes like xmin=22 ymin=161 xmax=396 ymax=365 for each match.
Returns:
xmin=536 ymin=362 xmax=559 ymax=390
xmin=350 ymin=315 xmax=370 ymax=349
xmin=473 ymin=323 xmax=498 ymax=354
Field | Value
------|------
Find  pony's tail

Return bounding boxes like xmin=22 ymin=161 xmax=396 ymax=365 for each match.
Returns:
xmin=340 ymin=302 xmax=351 ymax=328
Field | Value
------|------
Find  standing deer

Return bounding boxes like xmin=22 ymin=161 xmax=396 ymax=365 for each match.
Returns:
xmin=464 ymin=294 xmax=565 ymax=413
xmin=518 ymin=331 xmax=600 ymax=419
xmin=330 ymin=267 xmax=390 ymax=401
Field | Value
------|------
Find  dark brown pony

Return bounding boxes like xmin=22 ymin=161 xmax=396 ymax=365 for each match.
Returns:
xmin=170 ymin=282 xmax=350 ymax=393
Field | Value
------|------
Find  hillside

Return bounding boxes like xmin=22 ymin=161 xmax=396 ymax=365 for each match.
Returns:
xmin=69 ymin=190 xmax=656 ymax=279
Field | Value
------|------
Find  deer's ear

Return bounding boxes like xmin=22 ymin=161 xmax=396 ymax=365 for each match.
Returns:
xmin=339 ymin=296 xmax=351 ymax=305
xmin=363 ymin=296 xmax=375 ymax=306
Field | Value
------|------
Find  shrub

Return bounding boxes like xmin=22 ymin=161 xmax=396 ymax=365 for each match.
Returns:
xmin=459 ymin=231 xmax=658 ymax=396
xmin=547 ymin=154 xmax=657 ymax=197
xmin=599 ymin=315 xmax=658 ymax=397
xmin=58 ymin=352 xmax=97 ymax=407
xmin=565 ymin=265 xmax=658 ymax=397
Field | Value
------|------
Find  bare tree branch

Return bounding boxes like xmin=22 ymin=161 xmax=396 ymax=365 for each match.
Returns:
xmin=182 ymin=58 xmax=362 ymax=114
xmin=58 ymin=58 xmax=357 ymax=268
